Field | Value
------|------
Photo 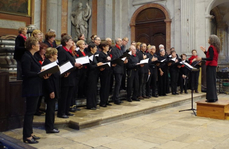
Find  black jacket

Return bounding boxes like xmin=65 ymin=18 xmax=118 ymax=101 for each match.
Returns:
xmin=14 ymin=35 xmax=26 ymax=61
xmin=57 ymin=46 xmax=76 ymax=87
xmin=148 ymin=53 xmax=158 ymax=70
xmin=43 ymin=59 xmax=60 ymax=98
xmin=110 ymin=46 xmax=124 ymax=74
xmin=127 ymin=55 xmax=139 ymax=70
xmin=21 ymin=51 xmax=43 ymax=97
xmin=43 ymin=40 xmax=57 ymax=48
xmin=138 ymin=51 xmax=149 ymax=73
xmin=98 ymin=51 xmax=112 ymax=72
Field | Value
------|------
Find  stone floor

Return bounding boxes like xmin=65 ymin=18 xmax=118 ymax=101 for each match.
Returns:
xmin=3 ymin=94 xmax=229 ymax=149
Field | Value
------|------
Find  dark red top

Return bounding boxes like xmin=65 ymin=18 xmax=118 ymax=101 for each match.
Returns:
xmin=206 ymin=45 xmax=218 ymax=66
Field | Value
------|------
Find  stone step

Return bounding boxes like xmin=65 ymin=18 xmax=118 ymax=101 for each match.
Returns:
xmin=33 ymin=92 xmax=205 ymax=130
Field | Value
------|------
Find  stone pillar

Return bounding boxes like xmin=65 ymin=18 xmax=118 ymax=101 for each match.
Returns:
xmin=40 ymin=0 xmax=46 ymax=33
xmin=113 ymin=0 xmax=122 ymax=39
xmin=67 ymin=0 xmax=73 ymax=36
xmin=34 ymin=0 xmax=41 ymax=29
xmin=61 ymin=0 xmax=68 ymax=34
xmin=180 ymin=0 xmax=195 ymax=54
xmin=46 ymin=0 xmax=62 ymax=39
xmin=174 ymin=0 xmax=181 ymax=53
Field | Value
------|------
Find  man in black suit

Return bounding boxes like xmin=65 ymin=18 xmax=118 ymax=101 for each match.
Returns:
xmin=110 ymin=38 xmax=128 ymax=104
xmin=138 ymin=43 xmax=149 ymax=99
xmin=120 ymin=37 xmax=129 ymax=90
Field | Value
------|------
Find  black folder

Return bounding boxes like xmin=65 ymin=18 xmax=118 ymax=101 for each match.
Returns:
xmin=38 ymin=62 xmax=59 ymax=78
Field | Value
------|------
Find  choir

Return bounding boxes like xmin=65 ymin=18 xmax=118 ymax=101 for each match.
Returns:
xmin=16 ymin=28 xmax=206 ymax=144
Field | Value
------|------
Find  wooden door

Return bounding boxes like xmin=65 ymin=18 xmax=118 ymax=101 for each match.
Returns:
xmin=135 ymin=8 xmax=166 ymax=53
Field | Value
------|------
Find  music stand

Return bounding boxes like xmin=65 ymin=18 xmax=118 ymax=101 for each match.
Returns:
xmin=179 ymin=62 xmax=199 ymax=116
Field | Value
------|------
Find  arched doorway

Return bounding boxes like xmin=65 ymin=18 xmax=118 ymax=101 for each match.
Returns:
xmin=130 ymin=3 xmax=171 ymax=52
xmin=135 ymin=8 xmax=166 ymax=53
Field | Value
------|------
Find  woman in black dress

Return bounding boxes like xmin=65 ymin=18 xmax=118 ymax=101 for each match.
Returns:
xmin=14 ymin=27 xmax=27 ymax=80
xmin=198 ymin=34 xmax=221 ymax=102
xmin=43 ymin=48 xmax=60 ymax=133
xmin=98 ymin=41 xmax=112 ymax=107
xmin=157 ymin=49 xmax=168 ymax=96
xmin=86 ymin=43 xmax=103 ymax=110
xmin=21 ymin=37 xmax=50 ymax=144
xmin=57 ymin=35 xmax=81 ymax=118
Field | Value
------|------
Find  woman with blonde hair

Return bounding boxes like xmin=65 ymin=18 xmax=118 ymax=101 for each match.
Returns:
xmin=198 ymin=34 xmax=221 ymax=102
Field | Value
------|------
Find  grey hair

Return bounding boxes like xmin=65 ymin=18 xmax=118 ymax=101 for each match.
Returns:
xmin=106 ymin=38 xmax=112 ymax=41
xmin=209 ymin=34 xmax=221 ymax=53
xmin=149 ymin=45 xmax=156 ymax=50
xmin=129 ymin=45 xmax=136 ymax=50
xmin=159 ymin=44 xmax=164 ymax=49
xmin=115 ymin=38 xmax=122 ymax=43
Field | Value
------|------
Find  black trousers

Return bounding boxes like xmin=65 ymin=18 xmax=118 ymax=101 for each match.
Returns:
xmin=23 ymin=96 xmax=39 ymax=139
xmin=180 ymin=77 xmax=188 ymax=93
xmin=100 ymin=70 xmax=111 ymax=106
xmin=45 ymin=97 xmax=56 ymax=131
xmin=206 ymin=66 xmax=218 ymax=102
xmin=158 ymin=71 xmax=167 ymax=96
xmin=150 ymin=68 xmax=157 ymax=96
xmin=86 ymin=73 xmax=98 ymax=109
xmin=139 ymin=73 xmax=147 ymax=97
xmin=75 ymin=69 xmax=87 ymax=98
xmin=190 ymin=71 xmax=199 ymax=90
xmin=36 ymin=96 xmax=43 ymax=113
xmin=170 ymin=70 xmax=179 ymax=93
xmin=146 ymin=74 xmax=151 ymax=97
xmin=112 ymin=73 xmax=123 ymax=102
xmin=58 ymin=86 xmax=73 ymax=115
xmin=127 ymin=69 xmax=139 ymax=100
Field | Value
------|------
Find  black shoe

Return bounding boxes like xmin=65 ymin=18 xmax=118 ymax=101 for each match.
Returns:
xmin=57 ymin=114 xmax=69 ymax=118
xmin=32 ymin=135 xmax=40 ymax=140
xmin=69 ymin=106 xmax=76 ymax=112
xmin=114 ymin=101 xmax=121 ymax=105
xmin=152 ymin=95 xmax=158 ymax=98
xmin=75 ymin=108 xmax=81 ymax=111
xmin=34 ymin=111 xmax=44 ymax=116
xmin=87 ymin=107 xmax=97 ymax=110
xmin=100 ymin=104 xmax=107 ymax=107
xmin=185 ymin=91 xmax=188 ymax=94
xmin=127 ymin=99 xmax=132 ymax=102
xmin=66 ymin=113 xmax=74 ymax=116
xmin=46 ymin=128 xmax=60 ymax=133
xmin=132 ymin=98 xmax=140 ymax=101
xmin=180 ymin=92 xmax=183 ymax=94
xmin=23 ymin=138 xmax=38 ymax=144
xmin=106 ymin=103 xmax=112 ymax=106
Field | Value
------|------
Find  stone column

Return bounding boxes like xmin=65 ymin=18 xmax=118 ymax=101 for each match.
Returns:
xmin=113 ymin=0 xmax=122 ymax=39
xmin=174 ymin=0 xmax=181 ymax=53
xmin=46 ymin=0 xmax=62 ymax=39
xmin=61 ymin=0 xmax=68 ymax=34
xmin=180 ymin=0 xmax=195 ymax=54
xmin=97 ymin=0 xmax=113 ymax=40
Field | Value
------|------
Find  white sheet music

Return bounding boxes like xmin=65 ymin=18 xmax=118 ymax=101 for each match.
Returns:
xmin=181 ymin=61 xmax=195 ymax=69
xmin=95 ymin=54 xmax=99 ymax=57
xmin=121 ymin=57 xmax=127 ymax=61
xmin=41 ymin=62 xmax=58 ymax=70
xmin=171 ymin=57 xmax=176 ymax=61
xmin=59 ymin=61 xmax=73 ymax=74
xmin=89 ymin=55 xmax=93 ymax=61
xmin=101 ymin=62 xmax=111 ymax=67
xmin=75 ymin=56 xmax=90 ymax=65
xmin=128 ymin=51 xmax=132 ymax=55
xmin=137 ymin=58 xmax=149 ymax=65
xmin=160 ymin=59 xmax=166 ymax=62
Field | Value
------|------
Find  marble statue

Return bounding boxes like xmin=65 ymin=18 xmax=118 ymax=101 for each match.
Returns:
xmin=71 ymin=2 xmax=91 ymax=40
